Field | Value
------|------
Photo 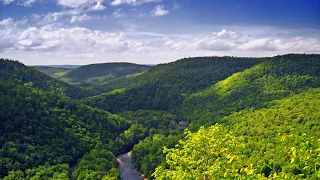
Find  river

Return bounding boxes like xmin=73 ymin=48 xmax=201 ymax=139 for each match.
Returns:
xmin=117 ymin=152 xmax=145 ymax=180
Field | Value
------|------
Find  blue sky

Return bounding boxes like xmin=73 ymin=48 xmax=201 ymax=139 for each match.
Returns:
xmin=0 ymin=0 xmax=319 ymax=65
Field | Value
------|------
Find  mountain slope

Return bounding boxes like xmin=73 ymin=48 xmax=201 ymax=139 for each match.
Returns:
xmin=129 ymin=54 xmax=320 ymax=179
xmin=0 ymin=59 xmax=94 ymax=99
xmin=92 ymin=71 xmax=146 ymax=93
xmin=180 ymin=54 xmax=320 ymax=130
xmin=84 ymin=56 xmax=263 ymax=113
xmin=221 ymin=88 xmax=320 ymax=176
xmin=0 ymin=81 xmax=127 ymax=179
xmin=154 ymin=88 xmax=320 ymax=179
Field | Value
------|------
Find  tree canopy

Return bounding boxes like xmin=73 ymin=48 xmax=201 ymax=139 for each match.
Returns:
xmin=1 ymin=54 xmax=319 ymax=179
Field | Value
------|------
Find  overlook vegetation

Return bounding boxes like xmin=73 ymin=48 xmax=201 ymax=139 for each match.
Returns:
xmin=0 ymin=54 xmax=319 ymax=179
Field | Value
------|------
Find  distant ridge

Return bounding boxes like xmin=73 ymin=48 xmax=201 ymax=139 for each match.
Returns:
xmin=34 ymin=64 xmax=156 ymax=69
xmin=64 ymin=62 xmax=150 ymax=82
xmin=33 ymin=65 xmax=81 ymax=69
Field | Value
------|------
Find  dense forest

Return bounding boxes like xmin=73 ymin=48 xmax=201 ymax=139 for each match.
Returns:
xmin=0 ymin=54 xmax=319 ymax=179
xmin=84 ymin=57 xmax=263 ymax=113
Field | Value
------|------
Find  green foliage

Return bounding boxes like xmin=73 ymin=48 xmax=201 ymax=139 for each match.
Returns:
xmin=107 ymin=123 xmax=148 ymax=155
xmin=153 ymin=125 xmax=263 ymax=179
xmin=34 ymin=66 xmax=71 ymax=78
xmin=0 ymin=59 xmax=94 ymax=98
xmin=152 ymin=87 xmax=320 ymax=179
xmin=132 ymin=134 xmax=181 ymax=179
xmin=73 ymin=122 xmax=148 ymax=180
xmin=1 ymin=54 xmax=320 ymax=180
xmin=132 ymin=54 xmax=320 ymax=179
xmin=4 ymin=163 xmax=70 ymax=180
xmin=85 ymin=56 xmax=262 ymax=113
xmin=0 ymin=81 xmax=126 ymax=178
xmin=110 ymin=110 xmax=185 ymax=179
xmin=92 ymin=71 xmax=146 ymax=93
xmin=119 ymin=110 xmax=184 ymax=135
xmin=275 ymin=134 xmax=320 ymax=179
xmin=154 ymin=125 xmax=320 ymax=180
xmin=220 ymin=88 xmax=320 ymax=177
xmin=181 ymin=54 xmax=320 ymax=130
xmin=74 ymin=148 xmax=120 ymax=180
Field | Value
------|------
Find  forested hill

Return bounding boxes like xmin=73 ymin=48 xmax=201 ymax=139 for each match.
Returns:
xmin=84 ymin=56 xmax=263 ymax=113
xmin=33 ymin=66 xmax=72 ymax=79
xmin=180 ymin=54 xmax=320 ymax=129
xmin=35 ymin=63 xmax=152 ymax=94
xmin=1 ymin=54 xmax=320 ymax=180
xmin=153 ymin=88 xmax=320 ymax=179
xmin=0 ymin=59 xmax=94 ymax=99
xmin=0 ymin=81 xmax=127 ymax=179
xmin=63 ymin=62 xmax=150 ymax=82
xmin=129 ymin=54 xmax=320 ymax=179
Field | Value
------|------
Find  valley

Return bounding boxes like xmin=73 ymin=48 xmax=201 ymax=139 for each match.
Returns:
xmin=0 ymin=54 xmax=319 ymax=179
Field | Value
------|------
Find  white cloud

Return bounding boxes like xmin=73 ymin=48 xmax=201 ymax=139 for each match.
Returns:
xmin=2 ymin=0 xmax=319 ymax=65
xmin=238 ymin=37 xmax=320 ymax=52
xmin=152 ymin=5 xmax=169 ymax=16
xmin=0 ymin=18 xmax=319 ymax=65
xmin=57 ymin=0 xmax=91 ymax=8
xmin=14 ymin=26 xmax=132 ymax=53
xmin=28 ymin=5 xmax=103 ymax=27
xmin=0 ymin=18 xmax=15 ymax=26
xmin=29 ymin=12 xmax=68 ymax=26
xmin=2 ymin=0 xmax=105 ymax=8
xmin=189 ymin=29 xmax=320 ymax=53
xmin=0 ymin=18 xmax=23 ymax=52
xmin=215 ymin=29 xmax=242 ymax=39
xmin=57 ymin=0 xmax=106 ymax=11
xmin=89 ymin=1 xmax=106 ymax=11
xmin=19 ymin=0 xmax=36 ymax=6
xmin=1 ymin=0 xmax=37 ymax=6
xmin=110 ymin=0 xmax=162 ymax=6
xmin=2 ymin=0 xmax=15 ymax=4
xmin=113 ymin=9 xmax=124 ymax=18
xmin=70 ymin=14 xmax=92 ymax=23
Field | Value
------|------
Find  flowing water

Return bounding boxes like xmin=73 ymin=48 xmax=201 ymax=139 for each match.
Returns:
xmin=117 ymin=152 xmax=144 ymax=180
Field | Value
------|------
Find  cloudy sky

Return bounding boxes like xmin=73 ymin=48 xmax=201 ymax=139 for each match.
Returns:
xmin=0 ymin=0 xmax=319 ymax=65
